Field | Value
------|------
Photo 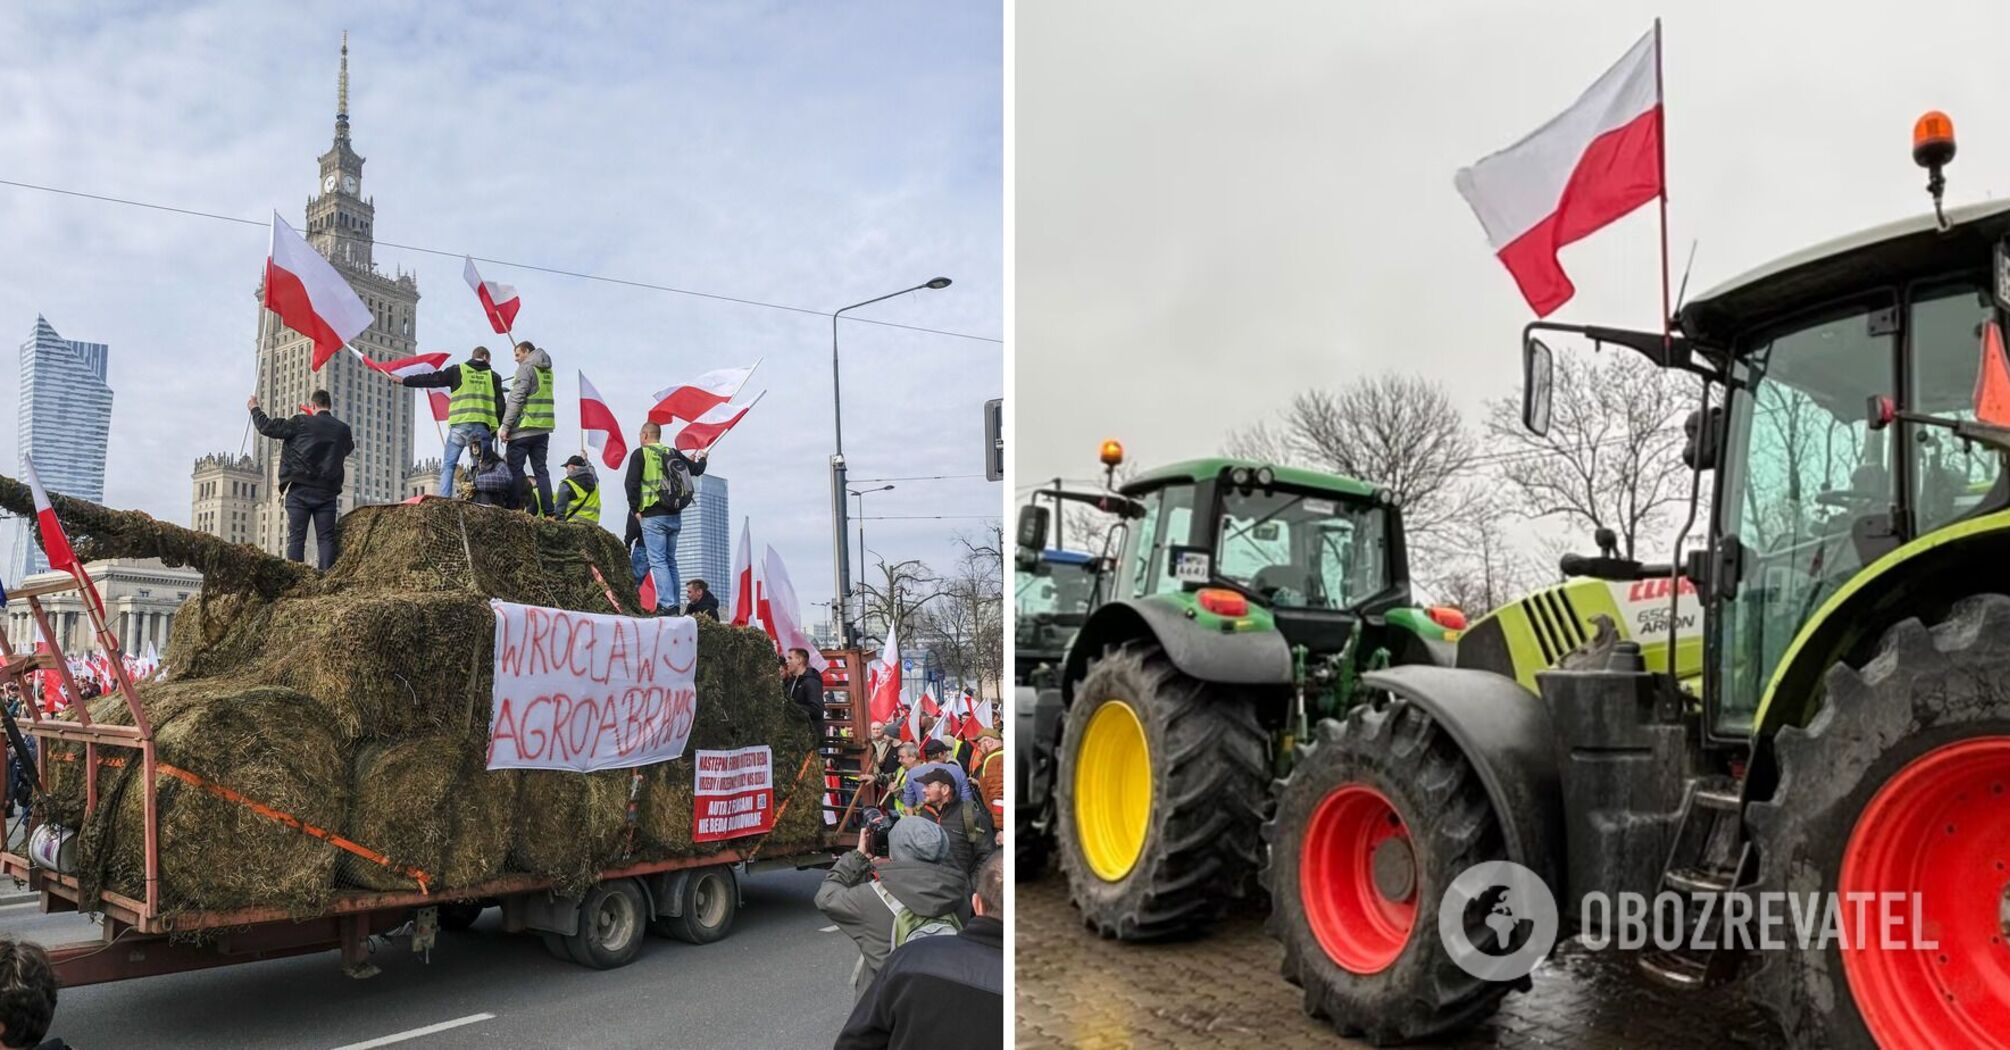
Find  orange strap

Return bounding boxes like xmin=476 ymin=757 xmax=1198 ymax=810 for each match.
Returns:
xmin=157 ymin=762 xmax=432 ymax=894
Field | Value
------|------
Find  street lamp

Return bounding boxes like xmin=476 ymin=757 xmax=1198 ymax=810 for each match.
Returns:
xmin=830 ymin=277 xmax=951 ymax=648
xmin=849 ymin=484 xmax=895 ymax=632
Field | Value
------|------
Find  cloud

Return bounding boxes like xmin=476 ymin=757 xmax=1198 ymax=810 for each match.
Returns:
xmin=0 ymin=1 xmax=1002 ymax=612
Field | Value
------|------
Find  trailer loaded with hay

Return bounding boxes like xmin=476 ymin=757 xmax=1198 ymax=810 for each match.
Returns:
xmin=0 ymin=478 xmax=879 ymax=985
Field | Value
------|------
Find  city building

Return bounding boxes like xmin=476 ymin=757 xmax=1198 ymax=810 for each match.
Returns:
xmin=403 ymin=459 xmax=440 ymax=501
xmin=3 ymin=559 xmax=201 ymax=656
xmin=190 ymin=454 xmax=262 ymax=546
xmin=191 ymin=35 xmax=425 ymax=553
xmin=10 ymin=316 xmax=114 ymax=583
xmin=677 ymin=473 xmax=731 ymax=616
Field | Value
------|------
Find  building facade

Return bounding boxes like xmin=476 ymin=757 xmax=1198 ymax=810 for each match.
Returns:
xmin=677 ymin=473 xmax=731 ymax=615
xmin=10 ymin=316 xmax=113 ymax=583
xmin=3 ymin=559 xmax=200 ymax=657
xmin=193 ymin=36 xmax=424 ymax=554
xmin=190 ymin=453 xmax=262 ymax=546
xmin=403 ymin=459 xmax=440 ymax=501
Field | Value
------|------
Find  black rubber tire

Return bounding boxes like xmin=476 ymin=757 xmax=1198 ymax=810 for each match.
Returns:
xmin=563 ymin=878 xmax=649 ymax=969
xmin=651 ymin=866 xmax=739 ymax=944
xmin=1014 ymin=803 xmax=1050 ymax=881
xmin=1745 ymin=594 xmax=2010 ymax=1050
xmin=1054 ymin=640 xmax=1269 ymax=940
xmin=436 ymin=901 xmax=485 ymax=931
xmin=1262 ymin=700 xmax=1520 ymax=1045
xmin=538 ymin=931 xmax=570 ymax=960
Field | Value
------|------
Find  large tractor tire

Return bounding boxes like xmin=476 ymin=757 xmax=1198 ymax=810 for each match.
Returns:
xmin=1055 ymin=640 xmax=1268 ymax=940
xmin=1015 ymin=802 xmax=1050 ymax=881
xmin=1746 ymin=594 xmax=2010 ymax=1050
xmin=1263 ymin=700 xmax=1520 ymax=1044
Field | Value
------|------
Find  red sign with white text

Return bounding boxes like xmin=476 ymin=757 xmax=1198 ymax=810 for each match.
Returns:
xmin=692 ymin=745 xmax=776 ymax=842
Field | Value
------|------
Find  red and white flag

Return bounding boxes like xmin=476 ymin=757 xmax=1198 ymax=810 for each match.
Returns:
xmin=730 ymin=519 xmax=756 ymax=627
xmin=363 ymin=351 xmax=451 ymax=379
xmin=463 ymin=256 xmax=521 ymax=335
xmin=577 ymin=371 xmax=629 ymax=470
xmin=904 ymin=693 xmax=927 ymax=744
xmin=265 ymin=213 xmax=374 ymax=371
xmin=671 ymin=392 xmax=763 ymax=453
xmin=648 ymin=364 xmax=757 ymax=425
xmin=638 ymin=572 xmax=658 ymax=612
xmin=868 ymin=625 xmax=901 ymax=726
xmin=760 ymin=545 xmax=827 ymax=672
xmin=424 ymin=390 xmax=450 ymax=423
xmin=1454 ymin=26 xmax=1663 ymax=318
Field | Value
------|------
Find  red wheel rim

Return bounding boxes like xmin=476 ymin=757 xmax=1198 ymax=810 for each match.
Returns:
xmin=1299 ymin=783 xmax=1417 ymax=974
xmin=1839 ymin=736 xmax=2010 ymax=1050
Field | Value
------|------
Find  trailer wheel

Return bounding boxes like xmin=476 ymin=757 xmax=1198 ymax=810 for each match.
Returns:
xmin=1263 ymin=700 xmax=1519 ymax=1044
xmin=1746 ymin=594 xmax=2010 ymax=1050
xmin=437 ymin=901 xmax=485 ymax=931
xmin=1055 ymin=640 xmax=1268 ymax=940
xmin=652 ymin=867 xmax=738 ymax=944
xmin=564 ymin=878 xmax=649 ymax=969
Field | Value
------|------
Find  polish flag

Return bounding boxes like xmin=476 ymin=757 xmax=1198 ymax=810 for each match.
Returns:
xmin=868 ymin=626 xmax=901 ymax=725
xmin=363 ymin=351 xmax=451 ymax=379
xmin=264 ymin=213 xmax=374 ymax=371
xmin=1454 ymin=26 xmax=1663 ymax=318
xmin=760 ymin=545 xmax=828 ymax=672
xmin=903 ymin=695 xmax=926 ymax=744
xmin=970 ymin=694 xmax=996 ymax=732
xmin=671 ymin=393 xmax=763 ymax=453
xmin=648 ymin=364 xmax=756 ymax=425
xmin=577 ymin=371 xmax=629 ymax=471
xmin=22 ymin=457 xmax=104 ymax=619
xmin=729 ymin=519 xmax=756 ymax=627
xmin=424 ymin=390 xmax=450 ymax=422
xmin=638 ymin=572 xmax=658 ymax=612
xmin=463 ymin=256 xmax=522 ymax=335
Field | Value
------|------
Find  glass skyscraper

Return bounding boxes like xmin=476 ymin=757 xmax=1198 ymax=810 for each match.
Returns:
xmin=10 ymin=316 xmax=113 ymax=583
xmin=677 ymin=473 xmax=732 ymax=617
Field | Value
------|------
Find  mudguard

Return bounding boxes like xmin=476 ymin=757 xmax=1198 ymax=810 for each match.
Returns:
xmin=1060 ymin=597 xmax=1293 ymax=703
xmin=1360 ymin=665 xmax=1565 ymax=891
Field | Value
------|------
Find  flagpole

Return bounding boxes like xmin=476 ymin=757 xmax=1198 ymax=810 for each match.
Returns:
xmin=691 ymin=390 xmax=767 ymax=455
xmin=1654 ymin=17 xmax=1672 ymax=351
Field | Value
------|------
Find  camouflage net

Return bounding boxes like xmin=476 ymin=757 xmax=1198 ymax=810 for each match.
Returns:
xmin=0 ymin=478 xmax=828 ymax=918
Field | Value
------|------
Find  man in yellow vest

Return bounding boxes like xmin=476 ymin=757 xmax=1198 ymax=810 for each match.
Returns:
xmin=554 ymin=455 xmax=601 ymax=524
xmin=623 ymin=420 xmax=708 ymax=612
xmin=399 ymin=346 xmax=503 ymax=497
xmin=497 ymin=340 xmax=556 ymax=515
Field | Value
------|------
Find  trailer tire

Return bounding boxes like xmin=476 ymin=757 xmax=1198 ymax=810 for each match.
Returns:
xmin=1746 ymin=594 xmax=2010 ymax=1050
xmin=538 ymin=931 xmax=569 ymax=960
xmin=437 ymin=901 xmax=484 ymax=931
xmin=1263 ymin=700 xmax=1519 ymax=1044
xmin=653 ymin=867 xmax=738 ymax=944
xmin=564 ymin=878 xmax=649 ymax=970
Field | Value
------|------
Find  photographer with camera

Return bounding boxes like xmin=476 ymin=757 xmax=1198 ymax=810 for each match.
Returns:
xmin=814 ymin=810 xmax=969 ymax=999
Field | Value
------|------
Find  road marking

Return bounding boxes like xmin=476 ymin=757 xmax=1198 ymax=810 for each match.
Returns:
xmin=329 ymin=1013 xmax=495 ymax=1049
xmin=819 ymin=924 xmax=840 ymax=933
xmin=0 ymin=901 xmax=42 ymax=912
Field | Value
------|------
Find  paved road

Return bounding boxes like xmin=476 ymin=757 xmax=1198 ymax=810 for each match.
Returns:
xmin=1017 ymin=874 xmax=1783 ymax=1049
xmin=0 ymin=868 xmax=859 ymax=1049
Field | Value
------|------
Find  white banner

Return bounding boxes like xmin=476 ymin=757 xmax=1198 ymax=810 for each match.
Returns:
xmin=485 ymin=600 xmax=699 ymax=771
xmin=692 ymin=746 xmax=776 ymax=842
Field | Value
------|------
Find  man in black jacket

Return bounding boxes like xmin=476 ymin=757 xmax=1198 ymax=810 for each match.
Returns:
xmin=683 ymin=579 xmax=720 ymax=620
xmin=248 ymin=390 xmax=354 ymax=570
xmin=623 ymin=421 xmax=707 ymax=612
xmin=398 ymin=347 xmax=504 ymax=497
xmin=915 ymin=768 xmax=995 ymax=878
xmin=836 ymin=852 xmax=1002 ymax=1050
xmin=782 ymin=647 xmax=824 ymax=736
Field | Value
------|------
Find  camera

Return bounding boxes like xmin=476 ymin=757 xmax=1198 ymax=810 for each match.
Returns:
xmin=858 ymin=806 xmax=897 ymax=858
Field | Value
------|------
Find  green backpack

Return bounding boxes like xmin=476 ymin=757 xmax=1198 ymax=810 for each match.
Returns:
xmin=872 ymin=881 xmax=962 ymax=949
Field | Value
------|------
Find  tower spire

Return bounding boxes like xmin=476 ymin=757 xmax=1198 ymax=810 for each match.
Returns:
xmin=335 ymin=31 xmax=350 ymax=143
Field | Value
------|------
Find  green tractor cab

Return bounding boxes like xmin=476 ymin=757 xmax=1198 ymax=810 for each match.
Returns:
xmin=1261 ymin=119 xmax=2010 ymax=1048
xmin=1026 ymin=454 xmax=1463 ymax=934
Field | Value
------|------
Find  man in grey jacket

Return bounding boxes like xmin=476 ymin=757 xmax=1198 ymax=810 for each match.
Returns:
xmin=815 ymin=817 xmax=969 ymax=998
xmin=496 ymin=340 xmax=556 ymax=516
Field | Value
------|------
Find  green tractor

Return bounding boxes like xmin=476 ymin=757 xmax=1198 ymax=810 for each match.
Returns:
xmin=1013 ymin=463 xmax=1145 ymax=690
xmin=1019 ymin=451 xmax=1465 ymax=933
xmin=1259 ymin=123 xmax=2010 ymax=1047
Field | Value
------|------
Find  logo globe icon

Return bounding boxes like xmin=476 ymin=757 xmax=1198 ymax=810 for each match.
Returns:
xmin=1437 ymin=860 xmax=1559 ymax=981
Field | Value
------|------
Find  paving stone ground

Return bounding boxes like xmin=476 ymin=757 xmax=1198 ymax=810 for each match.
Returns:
xmin=1016 ymin=874 xmax=1784 ymax=1049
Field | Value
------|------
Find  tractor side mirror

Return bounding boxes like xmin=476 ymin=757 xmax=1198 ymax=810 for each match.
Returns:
xmin=1523 ymin=336 xmax=1554 ymax=437
xmin=1016 ymin=504 xmax=1050 ymax=552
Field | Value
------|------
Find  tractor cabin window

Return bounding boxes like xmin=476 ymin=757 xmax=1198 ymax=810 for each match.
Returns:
xmin=1906 ymin=283 xmax=2004 ymax=534
xmin=1216 ymin=489 xmax=1389 ymax=610
xmin=1128 ymin=485 xmax=1196 ymax=598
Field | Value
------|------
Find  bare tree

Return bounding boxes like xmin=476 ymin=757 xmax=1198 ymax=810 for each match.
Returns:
xmin=1224 ymin=374 xmax=1480 ymax=547
xmin=1421 ymin=491 xmax=1542 ymax=615
xmin=915 ymin=526 xmax=1005 ymax=701
xmin=1483 ymin=353 xmax=1696 ymax=559
xmin=857 ymin=558 xmax=944 ymax=646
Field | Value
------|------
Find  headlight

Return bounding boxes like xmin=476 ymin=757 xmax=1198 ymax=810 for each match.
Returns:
xmin=1230 ymin=467 xmax=1252 ymax=487
xmin=1255 ymin=467 xmax=1275 ymax=487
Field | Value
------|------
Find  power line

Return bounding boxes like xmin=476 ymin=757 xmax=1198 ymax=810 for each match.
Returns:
xmin=850 ymin=473 xmax=987 ymax=483
xmin=0 ymin=177 xmax=1001 ymax=345
xmin=859 ymin=514 xmax=997 ymax=521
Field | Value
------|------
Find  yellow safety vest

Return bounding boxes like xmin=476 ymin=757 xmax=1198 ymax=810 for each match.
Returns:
xmin=521 ymin=366 xmax=556 ymax=431
xmin=447 ymin=365 xmax=499 ymax=428
xmin=560 ymin=476 xmax=601 ymax=523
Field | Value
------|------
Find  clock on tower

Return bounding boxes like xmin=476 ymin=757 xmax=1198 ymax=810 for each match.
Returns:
xmin=323 ymin=174 xmax=337 ymax=192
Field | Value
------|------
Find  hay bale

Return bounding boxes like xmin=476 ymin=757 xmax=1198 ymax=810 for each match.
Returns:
xmin=510 ymin=768 xmax=632 ymax=894
xmin=340 ymin=735 xmax=517 ymax=892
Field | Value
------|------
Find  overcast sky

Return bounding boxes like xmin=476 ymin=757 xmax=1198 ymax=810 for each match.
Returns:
xmin=0 ymin=1 xmax=1001 ymax=615
xmin=1017 ymin=0 xmax=2010 ymax=509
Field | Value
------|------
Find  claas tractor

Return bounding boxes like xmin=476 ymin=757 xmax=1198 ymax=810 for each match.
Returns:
xmin=1018 ymin=445 xmax=1466 ymax=929
xmin=1260 ymin=116 xmax=2010 ymax=1048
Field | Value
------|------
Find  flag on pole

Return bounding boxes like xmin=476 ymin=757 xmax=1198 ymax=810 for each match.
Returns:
xmin=463 ymin=256 xmax=522 ymax=335
xmin=265 ymin=212 xmax=374 ymax=370
xmin=868 ymin=625 xmax=901 ymax=725
xmin=671 ymin=393 xmax=762 ymax=453
xmin=425 ymin=390 xmax=450 ymax=422
xmin=903 ymin=695 xmax=925 ymax=743
xmin=577 ymin=371 xmax=629 ymax=470
xmin=730 ymin=519 xmax=756 ymax=627
xmin=362 ymin=351 xmax=451 ymax=379
xmin=759 ymin=545 xmax=827 ymax=672
xmin=1454 ymin=26 xmax=1663 ymax=317
xmin=648 ymin=364 xmax=756 ymax=425
xmin=638 ymin=572 xmax=657 ymax=612
xmin=22 ymin=456 xmax=104 ymax=619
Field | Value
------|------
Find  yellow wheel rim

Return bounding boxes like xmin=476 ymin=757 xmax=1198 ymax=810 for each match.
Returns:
xmin=1074 ymin=699 xmax=1152 ymax=881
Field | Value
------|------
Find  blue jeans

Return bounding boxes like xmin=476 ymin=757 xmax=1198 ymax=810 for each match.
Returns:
xmin=640 ymin=513 xmax=682 ymax=612
xmin=438 ymin=423 xmax=493 ymax=497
